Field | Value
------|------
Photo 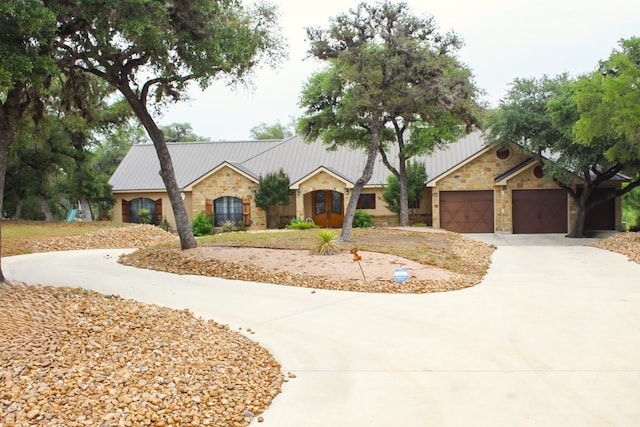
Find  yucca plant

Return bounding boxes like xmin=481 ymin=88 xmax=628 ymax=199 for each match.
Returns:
xmin=312 ymin=230 xmax=340 ymax=255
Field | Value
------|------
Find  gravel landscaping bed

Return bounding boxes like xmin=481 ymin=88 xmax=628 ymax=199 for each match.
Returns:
xmin=1 ymin=225 xmax=284 ymax=427
xmin=589 ymin=231 xmax=640 ymax=264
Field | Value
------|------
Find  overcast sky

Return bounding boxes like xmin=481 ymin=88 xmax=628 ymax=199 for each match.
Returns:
xmin=158 ymin=0 xmax=640 ymax=141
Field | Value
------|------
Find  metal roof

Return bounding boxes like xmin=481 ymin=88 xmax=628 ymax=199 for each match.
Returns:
xmin=108 ymin=139 xmax=280 ymax=191
xmin=109 ymin=132 xmax=487 ymax=192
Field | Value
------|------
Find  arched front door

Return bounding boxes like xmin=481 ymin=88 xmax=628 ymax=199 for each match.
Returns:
xmin=312 ymin=190 xmax=344 ymax=228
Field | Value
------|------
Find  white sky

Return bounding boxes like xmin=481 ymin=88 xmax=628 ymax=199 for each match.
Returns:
xmin=159 ymin=0 xmax=640 ymax=141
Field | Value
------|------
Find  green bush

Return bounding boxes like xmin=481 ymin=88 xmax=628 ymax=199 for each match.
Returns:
xmin=287 ymin=216 xmax=318 ymax=229
xmin=158 ymin=216 xmax=170 ymax=231
xmin=353 ymin=210 xmax=374 ymax=228
xmin=191 ymin=211 xmax=214 ymax=236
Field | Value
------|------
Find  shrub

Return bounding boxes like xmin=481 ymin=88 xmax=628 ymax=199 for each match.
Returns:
xmin=158 ymin=216 xmax=170 ymax=231
xmin=353 ymin=210 xmax=374 ymax=228
xmin=191 ymin=211 xmax=214 ymax=236
xmin=312 ymin=230 xmax=340 ymax=255
xmin=287 ymin=217 xmax=318 ymax=230
xmin=221 ymin=220 xmax=235 ymax=233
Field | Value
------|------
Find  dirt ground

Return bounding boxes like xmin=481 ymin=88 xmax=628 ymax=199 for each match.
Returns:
xmin=184 ymin=246 xmax=454 ymax=283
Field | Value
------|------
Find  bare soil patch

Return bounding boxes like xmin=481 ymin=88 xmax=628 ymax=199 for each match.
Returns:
xmin=120 ymin=228 xmax=495 ymax=293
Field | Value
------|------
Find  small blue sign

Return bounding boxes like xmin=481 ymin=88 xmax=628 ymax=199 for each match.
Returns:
xmin=394 ymin=268 xmax=408 ymax=283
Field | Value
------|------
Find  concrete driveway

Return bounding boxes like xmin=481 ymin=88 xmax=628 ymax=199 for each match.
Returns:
xmin=4 ymin=234 xmax=640 ymax=426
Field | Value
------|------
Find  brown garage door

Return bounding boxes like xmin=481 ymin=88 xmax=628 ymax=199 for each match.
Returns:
xmin=512 ymin=189 xmax=567 ymax=234
xmin=440 ymin=191 xmax=494 ymax=233
xmin=585 ymin=188 xmax=615 ymax=231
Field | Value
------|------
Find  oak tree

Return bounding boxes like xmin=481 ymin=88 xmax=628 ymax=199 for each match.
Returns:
xmin=299 ymin=1 xmax=481 ymax=238
xmin=48 ymin=0 xmax=284 ymax=249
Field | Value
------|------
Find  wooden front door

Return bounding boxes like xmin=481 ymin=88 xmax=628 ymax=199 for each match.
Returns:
xmin=312 ymin=190 xmax=344 ymax=228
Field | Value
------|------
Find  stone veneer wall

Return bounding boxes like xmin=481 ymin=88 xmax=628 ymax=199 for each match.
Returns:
xmin=432 ymin=148 xmax=528 ymax=230
xmin=191 ymin=166 xmax=266 ymax=229
xmin=295 ymin=171 xmax=352 ymax=219
xmin=431 ymin=147 xmax=576 ymax=233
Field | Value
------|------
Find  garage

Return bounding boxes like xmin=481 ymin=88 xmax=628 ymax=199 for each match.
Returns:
xmin=584 ymin=188 xmax=616 ymax=231
xmin=512 ymin=189 xmax=567 ymax=234
xmin=440 ymin=190 xmax=494 ymax=233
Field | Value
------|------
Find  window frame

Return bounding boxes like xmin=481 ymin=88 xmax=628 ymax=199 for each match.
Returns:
xmin=356 ymin=193 xmax=376 ymax=210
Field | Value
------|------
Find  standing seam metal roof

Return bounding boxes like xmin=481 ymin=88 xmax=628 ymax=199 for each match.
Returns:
xmin=108 ymin=132 xmax=488 ymax=191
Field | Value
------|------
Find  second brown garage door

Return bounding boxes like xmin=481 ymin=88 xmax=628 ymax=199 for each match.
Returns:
xmin=512 ymin=189 xmax=567 ymax=234
xmin=440 ymin=191 xmax=494 ymax=233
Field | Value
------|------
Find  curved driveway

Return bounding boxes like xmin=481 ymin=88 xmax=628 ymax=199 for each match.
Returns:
xmin=4 ymin=234 xmax=640 ymax=426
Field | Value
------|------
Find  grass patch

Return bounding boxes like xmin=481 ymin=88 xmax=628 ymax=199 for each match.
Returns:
xmin=1 ymin=222 xmax=494 ymax=279
xmin=1 ymin=220 xmax=122 ymax=256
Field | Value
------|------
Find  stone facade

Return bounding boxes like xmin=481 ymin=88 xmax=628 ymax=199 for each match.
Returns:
xmin=295 ymin=171 xmax=351 ymax=220
xmin=191 ymin=165 xmax=266 ymax=229
xmin=431 ymin=147 xmax=577 ymax=233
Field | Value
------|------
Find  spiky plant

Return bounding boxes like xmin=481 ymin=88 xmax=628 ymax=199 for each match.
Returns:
xmin=312 ymin=230 xmax=340 ymax=255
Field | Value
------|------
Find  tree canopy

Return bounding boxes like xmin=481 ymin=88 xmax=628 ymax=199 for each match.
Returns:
xmin=0 ymin=1 xmax=58 ymax=281
xmin=382 ymin=160 xmax=427 ymax=215
xmin=48 ymin=0 xmax=285 ymax=249
xmin=299 ymin=1 xmax=481 ymax=237
xmin=161 ymin=123 xmax=209 ymax=142
xmin=254 ymin=169 xmax=290 ymax=228
xmin=486 ymin=37 xmax=640 ymax=237
xmin=250 ymin=121 xmax=294 ymax=140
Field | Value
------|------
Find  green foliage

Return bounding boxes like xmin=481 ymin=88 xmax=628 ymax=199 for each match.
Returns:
xmin=312 ymin=230 xmax=340 ymax=255
xmin=254 ymin=169 xmax=291 ymax=211
xmin=158 ymin=216 xmax=170 ymax=232
xmin=623 ymin=185 xmax=640 ymax=230
xmin=353 ymin=210 xmax=374 ymax=228
xmin=382 ymin=161 xmax=427 ymax=214
xmin=160 ymin=123 xmax=209 ymax=142
xmin=573 ymin=37 xmax=640 ymax=165
xmin=250 ymin=121 xmax=294 ymax=140
xmin=191 ymin=211 xmax=214 ymax=236
xmin=49 ymin=0 xmax=286 ymax=249
xmin=221 ymin=220 xmax=235 ymax=233
xmin=486 ymin=60 xmax=640 ymax=237
xmin=0 ymin=1 xmax=57 ymax=88
xmin=287 ymin=217 xmax=318 ymax=230
xmin=255 ymin=169 xmax=291 ymax=228
xmin=137 ymin=208 xmax=151 ymax=224
xmin=299 ymin=1 xmax=481 ymax=232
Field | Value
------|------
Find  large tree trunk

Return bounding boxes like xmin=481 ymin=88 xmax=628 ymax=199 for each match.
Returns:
xmin=568 ymin=205 xmax=588 ymax=238
xmin=78 ymin=198 xmax=93 ymax=221
xmin=119 ymin=85 xmax=196 ymax=249
xmin=0 ymin=86 xmax=28 ymax=282
xmin=0 ymin=133 xmax=10 ymax=282
xmin=398 ymin=156 xmax=409 ymax=226
xmin=340 ymin=124 xmax=382 ymax=242
xmin=39 ymin=195 xmax=55 ymax=221
xmin=14 ymin=199 xmax=24 ymax=219
xmin=566 ymin=185 xmax=591 ymax=238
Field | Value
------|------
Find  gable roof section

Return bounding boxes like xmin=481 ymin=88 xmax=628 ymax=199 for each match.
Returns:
xmin=494 ymin=158 xmax=536 ymax=185
xmin=426 ymin=131 xmax=490 ymax=187
xmin=290 ymin=166 xmax=353 ymax=189
xmin=109 ymin=139 xmax=278 ymax=191
xmin=184 ymin=161 xmax=259 ymax=190
xmin=239 ymin=135 xmax=395 ymax=185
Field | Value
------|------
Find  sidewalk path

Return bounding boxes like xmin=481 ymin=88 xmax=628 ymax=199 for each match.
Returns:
xmin=5 ymin=236 xmax=640 ymax=426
